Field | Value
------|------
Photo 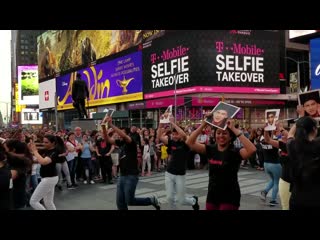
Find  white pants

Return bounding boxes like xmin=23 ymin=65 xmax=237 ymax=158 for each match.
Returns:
xmin=56 ymin=162 xmax=72 ymax=186
xmin=165 ymin=171 xmax=195 ymax=209
xmin=30 ymin=176 xmax=59 ymax=210
xmin=279 ymin=178 xmax=291 ymax=210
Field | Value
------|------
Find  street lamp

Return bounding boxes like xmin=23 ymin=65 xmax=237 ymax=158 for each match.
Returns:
xmin=285 ymin=56 xmax=309 ymax=93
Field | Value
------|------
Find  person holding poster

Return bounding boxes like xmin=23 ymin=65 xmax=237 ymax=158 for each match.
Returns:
xmin=264 ymin=109 xmax=280 ymax=131
xmin=101 ymin=117 xmax=161 ymax=210
xmin=298 ymin=90 xmax=320 ymax=118
xmin=205 ymin=102 xmax=240 ymax=130
xmin=186 ymin=118 xmax=256 ymax=210
xmin=159 ymin=105 xmax=173 ymax=124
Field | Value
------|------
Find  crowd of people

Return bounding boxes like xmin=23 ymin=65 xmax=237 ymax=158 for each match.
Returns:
xmin=1 ymin=101 xmax=320 ymax=210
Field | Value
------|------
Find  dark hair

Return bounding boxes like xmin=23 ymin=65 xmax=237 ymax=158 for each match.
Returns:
xmin=288 ymin=116 xmax=320 ymax=183
xmin=44 ymin=134 xmax=57 ymax=144
xmin=214 ymin=127 xmax=236 ymax=148
xmin=55 ymin=136 xmax=66 ymax=154
xmin=0 ymin=143 xmax=5 ymax=162
xmin=295 ymin=116 xmax=317 ymax=150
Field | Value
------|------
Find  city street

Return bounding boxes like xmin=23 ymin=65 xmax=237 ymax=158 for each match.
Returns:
xmin=54 ymin=167 xmax=281 ymax=210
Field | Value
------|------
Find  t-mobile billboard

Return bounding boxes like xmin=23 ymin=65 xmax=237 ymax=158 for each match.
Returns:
xmin=143 ymin=30 xmax=280 ymax=99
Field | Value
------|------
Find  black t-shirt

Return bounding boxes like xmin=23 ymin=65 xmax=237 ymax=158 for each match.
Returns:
xmin=115 ymin=139 xmax=139 ymax=176
xmin=287 ymin=138 xmax=320 ymax=208
xmin=40 ymin=149 xmax=58 ymax=178
xmin=206 ymin=144 xmax=242 ymax=206
xmin=96 ymin=139 xmax=111 ymax=156
xmin=260 ymin=139 xmax=280 ymax=164
xmin=0 ymin=165 xmax=12 ymax=210
xmin=278 ymin=141 xmax=291 ymax=183
xmin=205 ymin=144 xmax=242 ymax=206
xmin=12 ymin=168 xmax=27 ymax=209
xmin=166 ymin=139 xmax=190 ymax=175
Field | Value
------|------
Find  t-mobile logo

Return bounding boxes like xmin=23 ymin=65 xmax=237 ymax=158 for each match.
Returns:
xmin=45 ymin=91 xmax=49 ymax=101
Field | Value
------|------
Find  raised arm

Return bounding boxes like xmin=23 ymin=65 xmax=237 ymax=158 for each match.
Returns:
xmin=102 ymin=116 xmax=131 ymax=144
xmin=287 ymin=124 xmax=296 ymax=139
xmin=228 ymin=120 xmax=256 ymax=160
xmin=157 ymin=122 xmax=168 ymax=145
xmin=170 ymin=117 xmax=187 ymax=141
xmin=185 ymin=120 xmax=207 ymax=155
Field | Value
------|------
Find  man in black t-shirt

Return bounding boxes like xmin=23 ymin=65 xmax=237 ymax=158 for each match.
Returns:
xmin=0 ymin=146 xmax=12 ymax=210
xmin=157 ymin=117 xmax=199 ymax=210
xmin=101 ymin=117 xmax=161 ymax=210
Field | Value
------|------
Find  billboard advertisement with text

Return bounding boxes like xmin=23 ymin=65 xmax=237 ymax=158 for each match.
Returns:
xmin=143 ymin=30 xmax=280 ymax=99
xmin=56 ymin=51 xmax=143 ymax=110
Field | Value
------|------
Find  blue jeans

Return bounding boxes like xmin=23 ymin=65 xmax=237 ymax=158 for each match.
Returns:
xmin=116 ymin=175 xmax=152 ymax=210
xmin=264 ymin=162 xmax=282 ymax=201
xmin=31 ymin=175 xmax=38 ymax=190
xmin=67 ymin=159 xmax=77 ymax=185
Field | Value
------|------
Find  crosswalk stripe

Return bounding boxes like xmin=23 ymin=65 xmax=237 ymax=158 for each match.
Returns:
xmin=136 ymin=190 xmax=167 ymax=198
xmin=135 ymin=188 xmax=155 ymax=194
xmin=141 ymin=173 xmax=209 ymax=185
xmin=238 ymin=171 xmax=255 ymax=176
xmin=241 ymin=183 xmax=267 ymax=194
xmin=139 ymin=176 xmax=166 ymax=182
xmin=239 ymin=179 xmax=266 ymax=187
xmin=187 ymin=182 xmax=209 ymax=189
xmin=99 ymin=185 xmax=117 ymax=190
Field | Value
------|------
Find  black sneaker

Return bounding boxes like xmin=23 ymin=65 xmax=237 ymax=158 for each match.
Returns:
xmin=192 ymin=196 xmax=200 ymax=210
xmin=72 ymin=183 xmax=78 ymax=188
xmin=57 ymin=185 xmax=63 ymax=191
xmin=151 ymin=195 xmax=161 ymax=210
xmin=67 ymin=184 xmax=75 ymax=189
xmin=260 ymin=191 xmax=267 ymax=202
xmin=269 ymin=200 xmax=278 ymax=207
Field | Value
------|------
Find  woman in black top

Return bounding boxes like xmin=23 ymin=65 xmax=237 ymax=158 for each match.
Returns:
xmin=186 ymin=119 xmax=256 ymax=210
xmin=3 ymin=140 xmax=32 ymax=209
xmin=287 ymin=116 xmax=320 ymax=210
xmin=28 ymin=135 xmax=59 ymax=210
xmin=0 ymin=143 xmax=13 ymax=210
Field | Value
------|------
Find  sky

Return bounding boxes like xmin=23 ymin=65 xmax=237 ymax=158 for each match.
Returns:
xmin=0 ymin=30 xmax=11 ymax=123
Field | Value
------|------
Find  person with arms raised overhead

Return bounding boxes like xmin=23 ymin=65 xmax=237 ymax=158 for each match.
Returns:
xmin=101 ymin=116 xmax=161 ymax=210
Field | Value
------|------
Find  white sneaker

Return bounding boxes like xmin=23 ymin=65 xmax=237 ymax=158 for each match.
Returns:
xmin=83 ymin=180 xmax=88 ymax=184
xmin=90 ymin=180 xmax=95 ymax=184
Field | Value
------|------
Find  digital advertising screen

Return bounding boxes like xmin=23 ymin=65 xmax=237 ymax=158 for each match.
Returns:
xmin=38 ymin=30 xmax=165 ymax=80
xmin=56 ymin=51 xmax=143 ymax=110
xmin=310 ymin=38 xmax=320 ymax=90
xmin=21 ymin=108 xmax=43 ymax=124
xmin=18 ymin=65 xmax=39 ymax=105
xmin=39 ymin=78 xmax=56 ymax=110
xmin=143 ymin=30 xmax=280 ymax=99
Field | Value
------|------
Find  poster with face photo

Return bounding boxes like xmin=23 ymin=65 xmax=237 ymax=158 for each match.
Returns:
xmin=160 ymin=105 xmax=173 ymax=124
xmin=205 ymin=101 xmax=240 ymax=130
xmin=265 ymin=109 xmax=280 ymax=131
xmin=102 ymin=108 xmax=115 ymax=125
xmin=298 ymin=90 xmax=320 ymax=118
